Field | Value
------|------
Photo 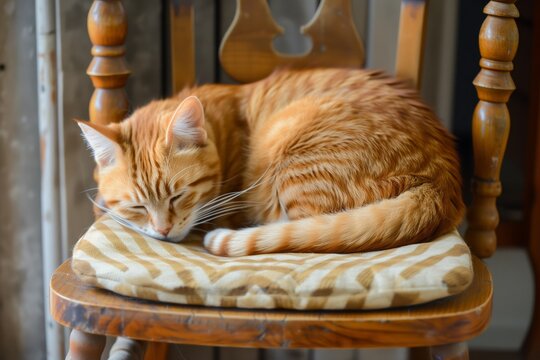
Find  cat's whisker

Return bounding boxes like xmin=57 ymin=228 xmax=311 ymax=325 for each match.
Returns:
xmin=197 ymin=172 xmax=270 ymax=212
xmin=195 ymin=193 xmax=260 ymax=217
xmin=192 ymin=205 xmax=254 ymax=226
xmin=191 ymin=213 xmax=239 ymax=227
xmin=190 ymin=168 xmax=272 ymax=226
xmin=194 ymin=210 xmax=249 ymax=224
xmin=168 ymin=164 xmax=198 ymax=188
xmin=213 ymin=172 xmax=244 ymax=187
xmin=82 ymin=187 xmax=100 ymax=193
xmin=195 ymin=205 xmax=253 ymax=223
xmin=170 ymin=164 xmax=195 ymax=182
xmin=196 ymin=202 xmax=255 ymax=217
xmin=165 ymin=123 xmax=176 ymax=164
xmin=82 ymin=185 xmax=127 ymax=194
xmin=195 ymin=201 xmax=259 ymax=217
xmin=194 ymin=203 xmax=254 ymax=223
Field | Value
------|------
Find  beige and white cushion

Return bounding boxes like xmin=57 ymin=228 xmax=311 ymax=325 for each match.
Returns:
xmin=72 ymin=215 xmax=473 ymax=310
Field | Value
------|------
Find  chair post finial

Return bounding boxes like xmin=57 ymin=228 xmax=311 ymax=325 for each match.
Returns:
xmin=87 ymin=0 xmax=130 ymax=125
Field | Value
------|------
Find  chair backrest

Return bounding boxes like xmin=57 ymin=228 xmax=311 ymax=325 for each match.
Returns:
xmin=218 ymin=0 xmax=366 ymax=84
xmin=86 ymin=0 xmax=519 ymax=260
xmin=169 ymin=0 xmax=428 ymax=89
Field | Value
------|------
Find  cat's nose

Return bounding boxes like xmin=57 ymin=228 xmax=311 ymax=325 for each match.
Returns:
xmin=156 ymin=226 xmax=172 ymax=237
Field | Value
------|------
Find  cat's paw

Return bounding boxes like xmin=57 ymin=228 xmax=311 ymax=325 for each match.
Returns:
xmin=204 ymin=228 xmax=237 ymax=256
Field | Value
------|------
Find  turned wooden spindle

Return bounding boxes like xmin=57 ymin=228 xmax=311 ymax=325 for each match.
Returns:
xmin=87 ymin=0 xmax=130 ymax=125
xmin=67 ymin=330 xmax=106 ymax=360
xmin=465 ymin=0 xmax=519 ymax=258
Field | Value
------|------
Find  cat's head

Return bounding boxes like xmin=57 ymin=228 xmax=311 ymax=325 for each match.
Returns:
xmin=78 ymin=96 xmax=221 ymax=241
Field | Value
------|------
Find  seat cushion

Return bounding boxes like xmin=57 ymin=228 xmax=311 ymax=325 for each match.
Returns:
xmin=72 ymin=215 xmax=473 ymax=310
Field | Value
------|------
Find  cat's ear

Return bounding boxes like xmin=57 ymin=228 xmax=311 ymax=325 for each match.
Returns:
xmin=166 ymin=96 xmax=207 ymax=147
xmin=76 ymin=119 xmax=121 ymax=167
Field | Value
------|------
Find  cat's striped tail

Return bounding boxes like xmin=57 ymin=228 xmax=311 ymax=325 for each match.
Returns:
xmin=203 ymin=183 xmax=462 ymax=256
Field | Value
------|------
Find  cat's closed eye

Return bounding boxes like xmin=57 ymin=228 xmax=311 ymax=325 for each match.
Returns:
xmin=170 ymin=193 xmax=184 ymax=204
xmin=131 ymin=205 xmax=146 ymax=211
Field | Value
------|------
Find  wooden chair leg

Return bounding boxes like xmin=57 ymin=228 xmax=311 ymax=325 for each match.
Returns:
xmin=144 ymin=342 xmax=169 ymax=360
xmin=429 ymin=342 xmax=469 ymax=360
xmin=67 ymin=329 xmax=106 ymax=360
xmin=108 ymin=337 xmax=146 ymax=359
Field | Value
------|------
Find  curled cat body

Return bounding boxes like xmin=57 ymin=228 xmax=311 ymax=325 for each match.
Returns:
xmin=79 ymin=68 xmax=464 ymax=257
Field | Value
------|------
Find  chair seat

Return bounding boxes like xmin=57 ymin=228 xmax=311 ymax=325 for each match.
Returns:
xmin=71 ymin=215 xmax=474 ymax=311
xmin=50 ymin=257 xmax=491 ymax=348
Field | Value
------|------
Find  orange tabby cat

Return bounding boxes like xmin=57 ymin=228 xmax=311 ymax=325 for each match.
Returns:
xmin=78 ymin=68 xmax=464 ymax=256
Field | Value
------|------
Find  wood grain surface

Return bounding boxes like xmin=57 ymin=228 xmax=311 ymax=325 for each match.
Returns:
xmin=66 ymin=0 xmax=509 ymax=357
xmin=464 ymin=0 xmax=519 ymax=258
xmin=50 ymin=257 xmax=491 ymax=349
xmin=67 ymin=329 xmax=106 ymax=360
xmin=395 ymin=0 xmax=429 ymax=89
xmin=219 ymin=0 xmax=365 ymax=83
xmin=169 ymin=0 xmax=195 ymax=92
xmin=87 ymin=0 xmax=130 ymax=125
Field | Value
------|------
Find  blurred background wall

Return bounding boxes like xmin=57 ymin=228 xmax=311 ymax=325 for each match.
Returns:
xmin=0 ymin=0 xmax=44 ymax=358
xmin=0 ymin=0 xmax=538 ymax=359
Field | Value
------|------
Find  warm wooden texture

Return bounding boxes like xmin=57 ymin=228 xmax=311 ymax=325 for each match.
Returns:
xmin=219 ymin=0 xmax=365 ymax=83
xmin=87 ymin=0 xmax=130 ymax=125
xmin=169 ymin=0 xmax=195 ymax=93
xmin=51 ymin=257 xmax=491 ymax=349
xmin=464 ymin=0 xmax=519 ymax=258
xmin=66 ymin=329 xmax=106 ymax=360
xmin=86 ymin=0 xmax=130 ymax=215
xmin=108 ymin=337 xmax=145 ymax=359
xmin=495 ymin=220 xmax=526 ymax=247
xmin=429 ymin=342 xmax=469 ymax=360
xmin=395 ymin=0 xmax=429 ymax=89
xmin=144 ymin=342 xmax=168 ymax=360
xmin=57 ymin=0 xmax=513 ymax=356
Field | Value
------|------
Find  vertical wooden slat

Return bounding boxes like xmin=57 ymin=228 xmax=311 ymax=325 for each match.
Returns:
xmin=143 ymin=341 xmax=167 ymax=360
xmin=395 ymin=0 xmax=429 ymax=89
xmin=464 ymin=0 xmax=519 ymax=258
xmin=87 ymin=0 xmax=130 ymax=125
xmin=170 ymin=0 xmax=195 ymax=93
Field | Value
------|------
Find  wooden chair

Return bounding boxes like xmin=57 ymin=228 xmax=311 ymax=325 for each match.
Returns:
xmin=51 ymin=0 xmax=520 ymax=359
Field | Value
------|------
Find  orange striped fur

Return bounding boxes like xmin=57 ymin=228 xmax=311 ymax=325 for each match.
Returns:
xmin=79 ymin=68 xmax=464 ymax=256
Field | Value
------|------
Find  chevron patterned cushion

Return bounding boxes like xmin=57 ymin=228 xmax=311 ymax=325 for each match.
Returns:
xmin=72 ymin=215 xmax=473 ymax=310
